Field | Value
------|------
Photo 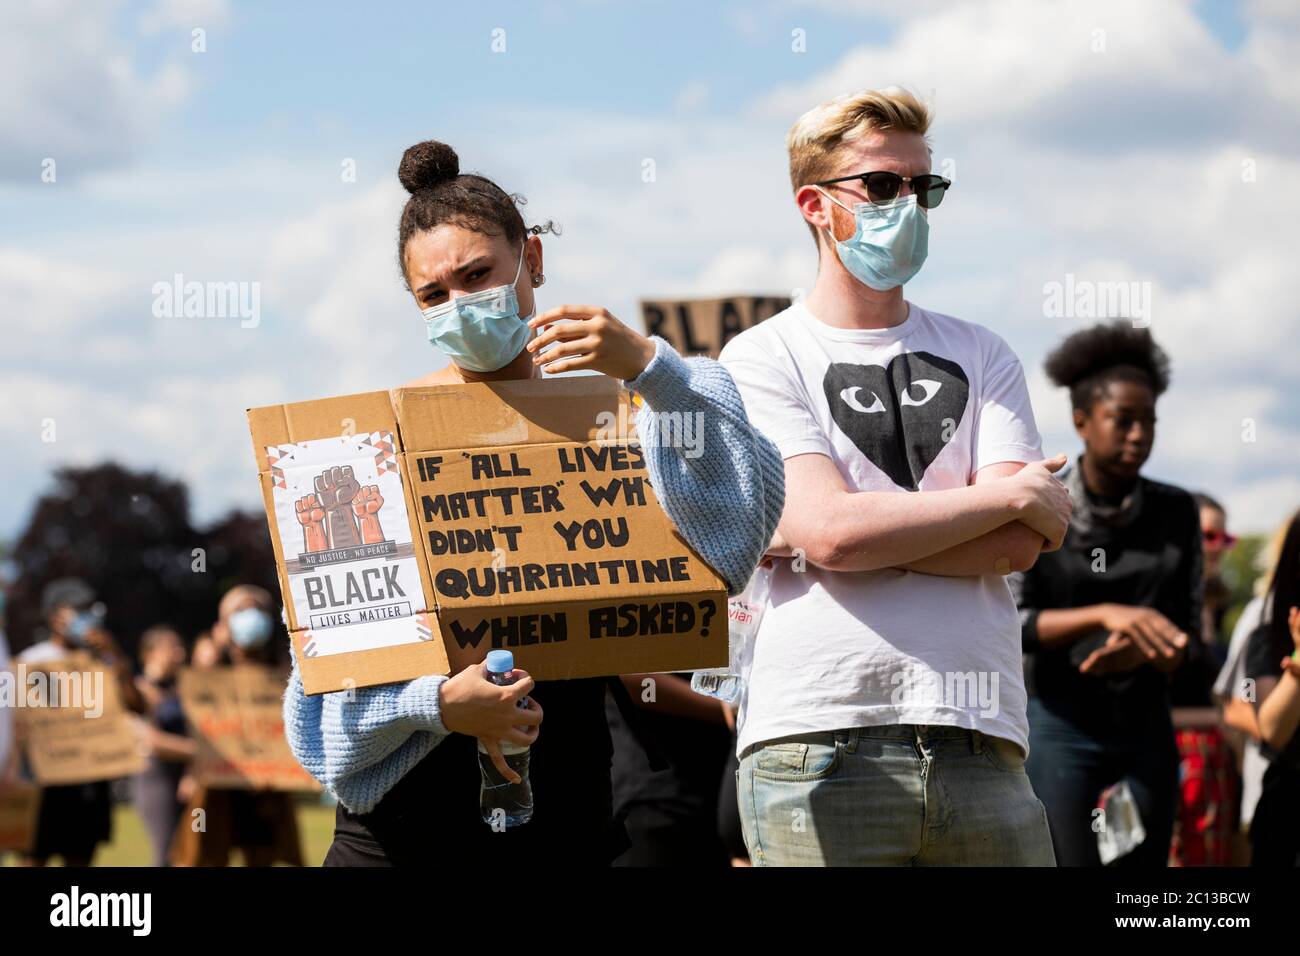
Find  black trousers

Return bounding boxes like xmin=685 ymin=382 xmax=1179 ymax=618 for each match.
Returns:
xmin=324 ymin=678 xmax=619 ymax=867
xmin=1250 ymin=765 xmax=1300 ymax=866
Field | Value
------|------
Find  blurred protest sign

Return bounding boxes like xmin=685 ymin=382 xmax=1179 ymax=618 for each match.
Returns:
xmin=248 ymin=378 xmax=727 ymax=694
xmin=639 ymin=295 xmax=790 ymax=358
xmin=177 ymin=665 xmax=320 ymax=791
xmin=14 ymin=653 xmax=146 ymax=785
xmin=0 ymin=780 xmax=40 ymax=852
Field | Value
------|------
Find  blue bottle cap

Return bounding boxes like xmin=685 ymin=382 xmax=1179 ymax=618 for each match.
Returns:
xmin=484 ymin=650 xmax=514 ymax=674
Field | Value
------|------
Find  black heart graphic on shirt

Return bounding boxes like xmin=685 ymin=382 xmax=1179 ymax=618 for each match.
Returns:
xmin=823 ymin=351 xmax=970 ymax=491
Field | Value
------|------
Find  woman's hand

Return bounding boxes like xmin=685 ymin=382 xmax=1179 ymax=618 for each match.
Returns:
xmin=438 ymin=663 xmax=543 ymax=783
xmin=1078 ymin=631 xmax=1146 ymax=676
xmin=526 ymin=305 xmax=656 ymax=380
xmin=1099 ymin=603 xmax=1187 ymax=666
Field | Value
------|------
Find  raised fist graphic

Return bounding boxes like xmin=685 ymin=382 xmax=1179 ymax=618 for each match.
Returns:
xmin=315 ymin=465 xmax=363 ymax=550
xmin=351 ymin=485 xmax=386 ymax=544
xmin=295 ymin=494 xmax=328 ymax=553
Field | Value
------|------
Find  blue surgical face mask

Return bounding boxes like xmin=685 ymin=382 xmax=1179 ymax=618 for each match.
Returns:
xmin=65 ymin=604 xmax=106 ymax=646
xmin=421 ymin=244 xmax=534 ymax=372
xmin=817 ymin=189 xmax=929 ymax=291
xmin=228 ymin=607 xmax=273 ymax=649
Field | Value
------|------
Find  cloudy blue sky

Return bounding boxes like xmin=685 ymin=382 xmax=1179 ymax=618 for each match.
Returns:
xmin=3 ymin=0 xmax=1297 ymax=540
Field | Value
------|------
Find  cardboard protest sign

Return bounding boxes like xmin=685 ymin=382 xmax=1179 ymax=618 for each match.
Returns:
xmin=396 ymin=376 xmax=728 ymax=681
xmin=177 ymin=666 xmax=321 ymax=792
xmin=640 ymin=295 xmax=790 ymax=358
xmin=0 ymin=780 xmax=40 ymax=852
xmin=248 ymin=390 xmax=445 ymax=694
xmin=249 ymin=377 xmax=728 ymax=694
xmin=15 ymin=654 xmax=147 ymax=785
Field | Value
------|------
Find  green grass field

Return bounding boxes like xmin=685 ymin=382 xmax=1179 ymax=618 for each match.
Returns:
xmin=2 ymin=799 xmax=338 ymax=867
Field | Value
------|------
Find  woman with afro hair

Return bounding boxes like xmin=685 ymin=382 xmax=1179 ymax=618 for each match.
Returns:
xmin=1009 ymin=320 xmax=1207 ymax=867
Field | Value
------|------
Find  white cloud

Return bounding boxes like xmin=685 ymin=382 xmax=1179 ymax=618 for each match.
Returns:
xmin=759 ymin=0 xmax=1299 ymax=152
xmin=0 ymin=249 xmax=134 ymax=341
xmin=2 ymin=0 xmax=1295 ymax=539
xmin=0 ymin=0 xmax=223 ymax=181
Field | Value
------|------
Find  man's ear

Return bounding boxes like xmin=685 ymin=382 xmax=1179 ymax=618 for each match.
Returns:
xmin=794 ymin=184 xmax=831 ymax=233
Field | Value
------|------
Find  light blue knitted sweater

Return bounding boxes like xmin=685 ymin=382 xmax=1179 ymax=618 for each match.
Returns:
xmin=282 ymin=336 xmax=785 ymax=814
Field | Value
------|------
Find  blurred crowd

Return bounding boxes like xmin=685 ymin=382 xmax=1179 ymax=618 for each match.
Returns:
xmin=0 ymin=581 xmax=303 ymax=867
xmin=0 ymin=494 xmax=1295 ymax=868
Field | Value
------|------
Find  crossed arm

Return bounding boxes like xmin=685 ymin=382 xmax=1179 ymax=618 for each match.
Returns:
xmin=769 ymin=453 xmax=1054 ymax=576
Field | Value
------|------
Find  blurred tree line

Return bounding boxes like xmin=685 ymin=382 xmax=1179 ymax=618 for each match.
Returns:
xmin=1219 ymin=533 xmax=1268 ymax=641
xmin=0 ymin=462 xmax=281 ymax=662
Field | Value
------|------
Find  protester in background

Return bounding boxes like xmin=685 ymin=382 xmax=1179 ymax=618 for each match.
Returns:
xmin=1214 ymin=514 xmax=1293 ymax=861
xmin=0 ymin=593 xmax=13 ymax=783
xmin=173 ymin=585 xmax=303 ymax=866
xmin=189 ymin=628 xmax=220 ymax=669
xmin=1244 ymin=510 xmax=1300 ymax=865
xmin=718 ymin=88 xmax=1069 ymax=866
xmin=1167 ymin=492 xmax=1238 ymax=866
xmin=1011 ymin=322 xmax=1202 ymax=867
xmin=18 ymin=578 xmax=142 ymax=866
xmin=1196 ymin=494 xmax=1236 ymax=652
xmin=283 ymin=139 xmax=783 ymax=867
xmin=131 ymin=625 xmax=194 ymax=867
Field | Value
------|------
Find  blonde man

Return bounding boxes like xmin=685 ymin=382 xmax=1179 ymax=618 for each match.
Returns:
xmin=719 ymin=88 xmax=1069 ymax=865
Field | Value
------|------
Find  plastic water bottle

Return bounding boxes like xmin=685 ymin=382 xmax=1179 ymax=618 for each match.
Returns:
xmin=691 ymin=565 xmax=772 ymax=703
xmin=477 ymin=650 xmax=534 ymax=829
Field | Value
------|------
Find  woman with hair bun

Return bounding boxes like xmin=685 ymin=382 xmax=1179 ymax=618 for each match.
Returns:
xmin=282 ymin=141 xmax=784 ymax=866
xmin=1009 ymin=320 xmax=1206 ymax=866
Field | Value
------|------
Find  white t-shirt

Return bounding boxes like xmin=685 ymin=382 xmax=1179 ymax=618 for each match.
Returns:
xmin=1214 ymin=594 xmax=1270 ymax=827
xmin=16 ymin=639 xmax=68 ymax=664
xmin=719 ymin=300 xmax=1043 ymax=755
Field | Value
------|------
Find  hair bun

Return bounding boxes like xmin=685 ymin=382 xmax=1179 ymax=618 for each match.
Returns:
xmin=398 ymin=140 xmax=460 ymax=193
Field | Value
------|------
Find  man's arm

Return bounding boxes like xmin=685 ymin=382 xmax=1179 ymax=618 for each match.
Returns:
xmin=895 ymin=461 xmax=1048 ymax=576
xmin=777 ymin=452 xmax=1069 ymax=573
xmin=896 ymin=345 xmax=1057 ymax=576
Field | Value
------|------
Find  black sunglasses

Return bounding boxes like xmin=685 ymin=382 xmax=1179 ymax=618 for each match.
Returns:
xmin=815 ymin=170 xmax=952 ymax=210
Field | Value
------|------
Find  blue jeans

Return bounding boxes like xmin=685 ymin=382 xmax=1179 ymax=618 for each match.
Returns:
xmin=737 ymin=724 xmax=1056 ymax=866
xmin=1024 ymin=697 xmax=1177 ymax=867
